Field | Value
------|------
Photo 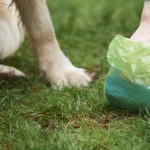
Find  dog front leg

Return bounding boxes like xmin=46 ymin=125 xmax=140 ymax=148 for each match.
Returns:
xmin=14 ymin=0 xmax=92 ymax=89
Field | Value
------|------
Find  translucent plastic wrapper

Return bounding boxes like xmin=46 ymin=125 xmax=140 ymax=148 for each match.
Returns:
xmin=104 ymin=35 xmax=150 ymax=111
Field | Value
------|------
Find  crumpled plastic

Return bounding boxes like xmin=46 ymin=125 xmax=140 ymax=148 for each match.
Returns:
xmin=104 ymin=35 xmax=150 ymax=111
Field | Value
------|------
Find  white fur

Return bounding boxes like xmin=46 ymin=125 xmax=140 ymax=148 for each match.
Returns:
xmin=0 ymin=0 xmax=23 ymax=59
xmin=0 ymin=64 xmax=25 ymax=76
xmin=38 ymin=43 xmax=91 ymax=89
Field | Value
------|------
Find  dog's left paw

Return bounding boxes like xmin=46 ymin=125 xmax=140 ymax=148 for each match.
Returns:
xmin=38 ymin=46 xmax=93 ymax=89
xmin=44 ymin=65 xmax=92 ymax=89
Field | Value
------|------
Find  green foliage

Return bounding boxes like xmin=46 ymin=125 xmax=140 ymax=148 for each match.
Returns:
xmin=0 ymin=0 xmax=149 ymax=149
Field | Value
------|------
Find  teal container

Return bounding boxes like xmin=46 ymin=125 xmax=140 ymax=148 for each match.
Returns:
xmin=105 ymin=35 xmax=150 ymax=111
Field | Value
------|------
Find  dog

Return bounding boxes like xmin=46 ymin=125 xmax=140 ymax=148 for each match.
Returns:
xmin=0 ymin=0 xmax=92 ymax=89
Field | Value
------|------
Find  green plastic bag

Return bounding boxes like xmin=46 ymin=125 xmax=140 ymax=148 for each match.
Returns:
xmin=104 ymin=35 xmax=150 ymax=111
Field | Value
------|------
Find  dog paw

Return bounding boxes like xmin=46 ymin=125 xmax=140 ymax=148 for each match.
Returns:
xmin=45 ymin=66 xmax=92 ymax=89
xmin=38 ymin=46 xmax=93 ymax=89
xmin=0 ymin=64 xmax=26 ymax=78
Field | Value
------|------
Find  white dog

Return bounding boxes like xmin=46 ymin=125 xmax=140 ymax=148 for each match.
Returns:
xmin=0 ymin=0 xmax=92 ymax=89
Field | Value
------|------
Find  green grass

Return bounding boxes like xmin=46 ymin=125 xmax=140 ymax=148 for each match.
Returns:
xmin=0 ymin=0 xmax=150 ymax=149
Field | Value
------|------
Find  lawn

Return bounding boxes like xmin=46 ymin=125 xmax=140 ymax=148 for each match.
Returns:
xmin=0 ymin=0 xmax=150 ymax=149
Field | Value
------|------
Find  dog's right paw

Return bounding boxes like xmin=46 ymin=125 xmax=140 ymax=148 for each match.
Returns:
xmin=0 ymin=64 xmax=25 ymax=78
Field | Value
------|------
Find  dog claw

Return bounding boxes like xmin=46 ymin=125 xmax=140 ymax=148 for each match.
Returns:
xmin=0 ymin=64 xmax=26 ymax=78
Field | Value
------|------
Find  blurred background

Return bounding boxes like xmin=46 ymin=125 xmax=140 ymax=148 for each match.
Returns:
xmin=46 ymin=0 xmax=143 ymax=74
